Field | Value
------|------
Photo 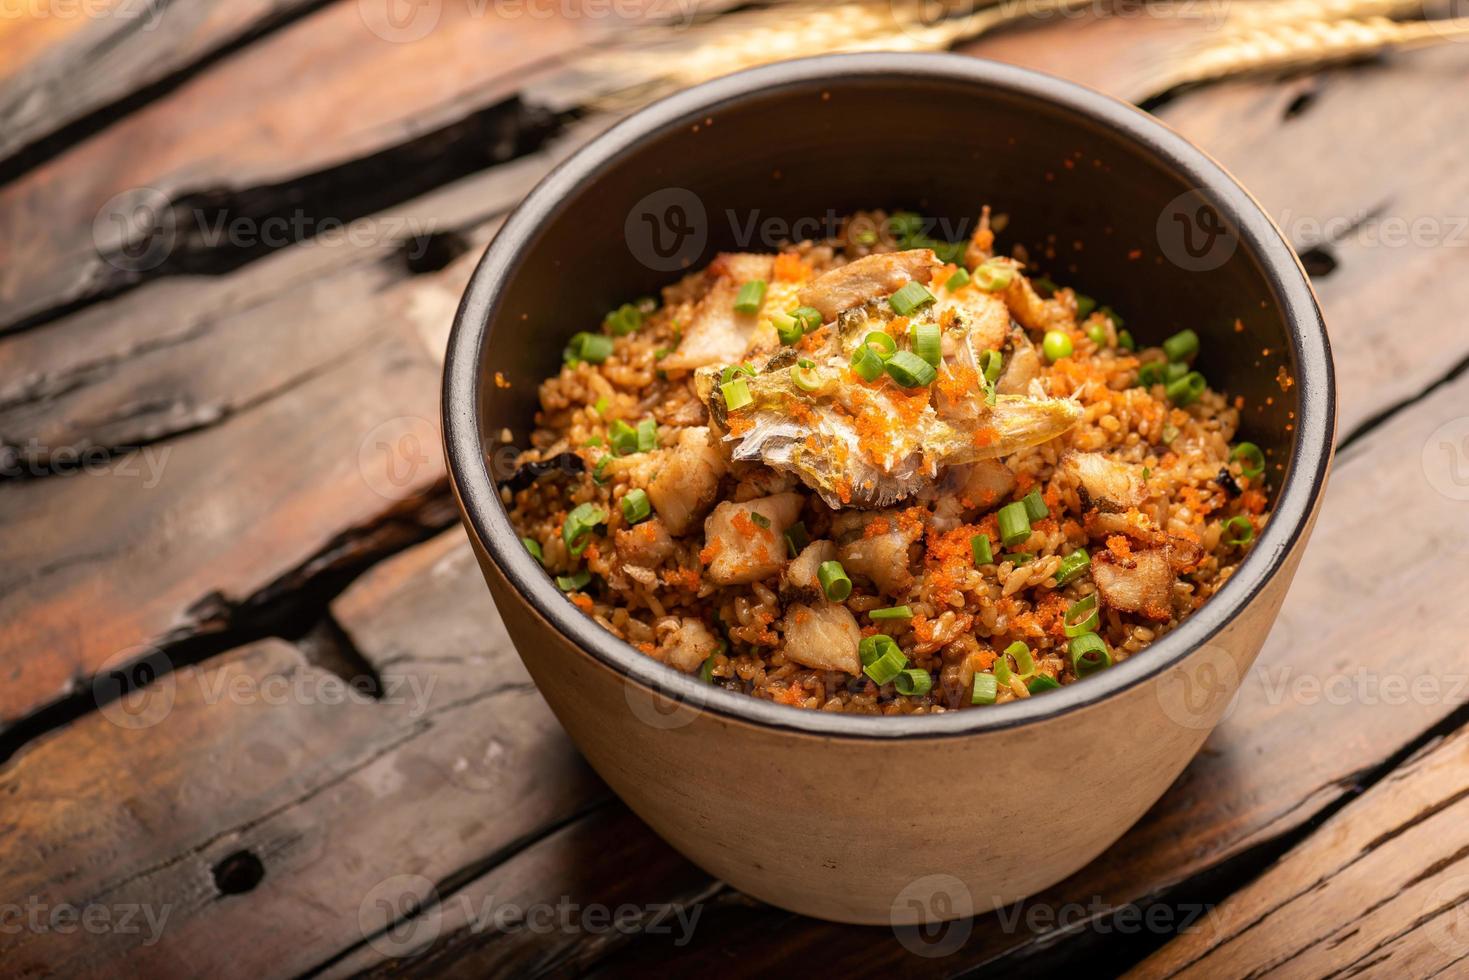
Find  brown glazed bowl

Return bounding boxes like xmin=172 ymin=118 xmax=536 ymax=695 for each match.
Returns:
xmin=444 ymin=54 xmax=1334 ymax=925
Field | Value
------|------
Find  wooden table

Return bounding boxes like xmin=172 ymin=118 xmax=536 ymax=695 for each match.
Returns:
xmin=3 ymin=2 xmax=1468 ymax=976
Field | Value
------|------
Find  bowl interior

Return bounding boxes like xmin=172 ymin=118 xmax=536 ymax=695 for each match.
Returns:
xmin=450 ymin=55 xmax=1331 ymax=737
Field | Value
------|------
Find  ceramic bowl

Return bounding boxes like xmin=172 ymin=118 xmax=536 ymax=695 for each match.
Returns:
xmin=443 ymin=53 xmax=1334 ymax=925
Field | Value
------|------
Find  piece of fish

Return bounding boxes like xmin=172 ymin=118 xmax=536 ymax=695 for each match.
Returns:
xmin=660 ymin=253 xmax=776 ymax=372
xmin=797 ymin=249 xmax=935 ymax=322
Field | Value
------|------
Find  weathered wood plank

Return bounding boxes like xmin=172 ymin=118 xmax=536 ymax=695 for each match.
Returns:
xmin=0 ymin=528 xmax=601 ymax=977
xmin=0 ymin=0 xmax=326 ymax=164
xmin=1131 ymin=729 xmax=1469 ymax=978
xmin=0 ymin=0 xmax=712 ymax=330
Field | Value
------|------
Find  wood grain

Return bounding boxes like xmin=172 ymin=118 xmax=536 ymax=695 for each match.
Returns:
xmin=0 ymin=0 xmax=327 ymax=163
xmin=1131 ymin=728 xmax=1469 ymax=979
xmin=0 ymin=528 xmax=602 ymax=977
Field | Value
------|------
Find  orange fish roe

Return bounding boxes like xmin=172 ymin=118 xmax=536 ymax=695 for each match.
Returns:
xmin=730 ymin=511 xmax=760 ymax=539
xmin=572 ymin=593 xmax=596 ymax=612
xmin=772 ymin=252 xmax=811 ymax=282
xmin=1241 ymin=489 xmax=1268 ymax=515
xmin=863 ymin=517 xmax=892 ymax=538
xmin=698 ymin=538 xmax=722 ymax=565
xmin=937 ymin=362 xmax=979 ymax=404
xmin=1106 ymin=535 xmax=1132 ymax=559
xmin=798 ymin=326 xmax=830 ymax=353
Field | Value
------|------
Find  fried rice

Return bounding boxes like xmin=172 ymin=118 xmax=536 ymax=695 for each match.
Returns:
xmin=502 ymin=210 xmax=1270 ymax=714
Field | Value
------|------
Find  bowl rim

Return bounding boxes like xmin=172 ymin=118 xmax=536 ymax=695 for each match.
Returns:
xmin=443 ymin=52 xmax=1334 ymax=741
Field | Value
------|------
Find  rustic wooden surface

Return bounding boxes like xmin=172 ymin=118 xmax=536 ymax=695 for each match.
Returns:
xmin=3 ymin=3 xmax=1467 ymax=977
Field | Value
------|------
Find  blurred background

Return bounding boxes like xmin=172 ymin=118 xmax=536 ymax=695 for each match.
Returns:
xmin=3 ymin=1 xmax=1469 ymax=977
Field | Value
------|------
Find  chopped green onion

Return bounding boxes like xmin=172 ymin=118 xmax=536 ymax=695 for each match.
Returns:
xmin=912 ymin=322 xmax=942 ymax=367
xmin=1142 ymin=467 xmax=1152 ymax=481
xmin=654 ymin=347 xmax=671 ymax=361
xmin=585 ymin=435 xmax=603 ymax=447
xmin=608 ymin=419 xmax=638 ymax=455
xmin=734 ymin=279 xmax=767 ymax=314
xmin=863 ymin=331 xmax=897 ymax=358
xmin=971 ymin=533 xmax=993 ymax=565
xmin=818 ymin=561 xmax=852 ymax=602
xmin=1099 ymin=306 xmax=1124 ymax=327
xmin=1163 ymin=328 xmax=1199 ymax=363
xmin=1165 ymin=370 xmax=1207 ymax=406
xmin=1022 ymin=488 xmax=1048 ymax=522
xmin=604 ymin=303 xmax=644 ymax=336
xmin=889 ymin=281 xmax=936 ymax=316
xmin=860 ymin=633 xmax=900 ymax=667
xmin=945 ymin=267 xmax=971 ymax=291
xmin=565 ymin=331 xmax=614 ymax=365
xmin=972 ymin=673 xmax=999 ymax=705
xmin=750 ymin=511 xmax=771 ymax=529
xmin=1137 ymin=362 xmax=1168 ymax=388
xmin=792 ymin=306 xmax=823 ymax=332
xmin=850 ymin=344 xmax=886 ymax=382
xmin=556 ymin=570 xmax=592 ymax=591
xmin=884 ymin=350 xmax=937 ymax=388
xmin=773 ymin=311 xmax=803 ymax=345
xmin=1063 ymin=593 xmax=1100 ymax=637
xmin=870 ymin=605 xmax=913 ymax=621
xmin=1004 ymin=552 xmax=1034 ymax=565
xmin=1118 ymin=329 xmax=1136 ymax=351
xmin=997 ymin=501 xmax=1032 ymax=548
xmin=980 ymin=349 xmax=1004 ymax=384
xmin=1043 ymin=329 xmax=1073 ymax=362
xmin=790 ymin=360 xmax=821 ymax=392
xmin=1054 ymin=548 xmax=1090 ymax=586
xmin=1222 ymin=515 xmax=1255 ymax=546
xmin=592 ymin=456 xmax=612 ymax=484
xmin=698 ymin=655 xmax=716 ymax=683
xmin=636 ymin=418 xmax=658 ymax=452
xmin=720 ymin=363 xmax=755 ymax=384
xmin=721 ymin=378 xmax=753 ymax=411
xmin=592 ymin=396 xmax=609 ymax=416
xmin=1069 ymin=632 xmax=1112 ymax=677
xmin=784 ymin=521 xmax=809 ymax=558
xmin=864 ymin=646 xmax=909 ymax=686
xmin=1074 ymin=293 xmax=1097 ymax=318
xmin=1231 ymin=442 xmax=1266 ymax=479
xmin=894 ymin=669 xmax=933 ymax=697
xmin=562 ymin=502 xmax=608 ymax=556
xmin=1033 ymin=276 xmax=1059 ymax=297
xmin=1027 ymin=674 xmax=1062 ymax=694
xmin=994 ymin=640 xmax=1036 ymax=686
xmin=522 ymin=537 xmax=544 ymax=563
xmin=621 ymin=488 xmax=652 ymax=524
xmin=1086 ymin=322 xmax=1108 ymax=346
xmin=974 ymin=260 xmax=1013 ymax=292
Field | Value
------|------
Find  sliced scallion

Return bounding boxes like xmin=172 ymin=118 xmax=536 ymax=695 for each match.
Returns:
xmin=784 ymin=521 xmax=810 ymax=558
xmin=698 ymin=656 xmax=716 ymax=683
xmin=1022 ymin=488 xmax=1048 ymax=522
xmin=1063 ymin=593 xmax=1100 ymax=637
xmin=604 ymin=303 xmax=644 ymax=336
xmin=972 ymin=672 xmax=998 ymax=705
xmin=636 ymin=418 xmax=658 ymax=452
xmin=974 ymin=260 xmax=1013 ymax=292
xmin=522 ymin=537 xmax=544 ymax=563
xmin=885 ymin=350 xmax=937 ymax=388
xmin=733 ymin=279 xmax=767 ymax=314
xmin=1069 ymin=632 xmax=1112 ymax=677
xmin=792 ymin=306 xmax=823 ymax=332
xmin=860 ymin=634 xmax=899 ymax=667
xmin=971 ymin=533 xmax=993 ymax=565
xmin=945 ymin=267 xmax=971 ymax=291
xmin=1231 ymin=442 xmax=1266 ymax=479
xmin=888 ymin=281 xmax=936 ymax=316
xmin=790 ymin=360 xmax=821 ymax=392
xmin=1222 ymin=515 xmax=1255 ymax=546
xmin=1027 ymin=674 xmax=1061 ymax=694
xmin=1163 ymin=328 xmax=1199 ymax=363
xmin=1137 ymin=362 xmax=1168 ymax=388
xmin=850 ymin=344 xmax=885 ymax=382
xmin=1118 ymin=329 xmax=1136 ymax=351
xmin=621 ymin=488 xmax=651 ymax=524
xmin=864 ymin=646 xmax=908 ymax=685
xmin=1054 ymin=548 xmax=1090 ymax=586
xmin=997 ymin=501 xmax=1031 ymax=548
xmin=556 ymin=570 xmax=591 ymax=591
xmin=818 ymin=560 xmax=852 ymax=602
xmin=1074 ymin=293 xmax=1097 ymax=318
xmin=994 ymin=640 xmax=1036 ymax=685
xmin=1165 ymin=370 xmax=1207 ymax=406
xmin=863 ymin=331 xmax=897 ymax=358
xmin=980 ymin=349 xmax=1004 ymax=384
xmin=894 ymin=668 xmax=933 ymax=697
xmin=912 ymin=322 xmax=942 ymax=367
xmin=562 ymin=502 xmax=608 ymax=556
xmin=749 ymin=511 xmax=771 ymax=529
xmin=870 ymin=605 xmax=913 ymax=621
xmin=773 ymin=311 xmax=803 ymax=345
xmin=721 ymin=377 xmax=753 ymax=411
